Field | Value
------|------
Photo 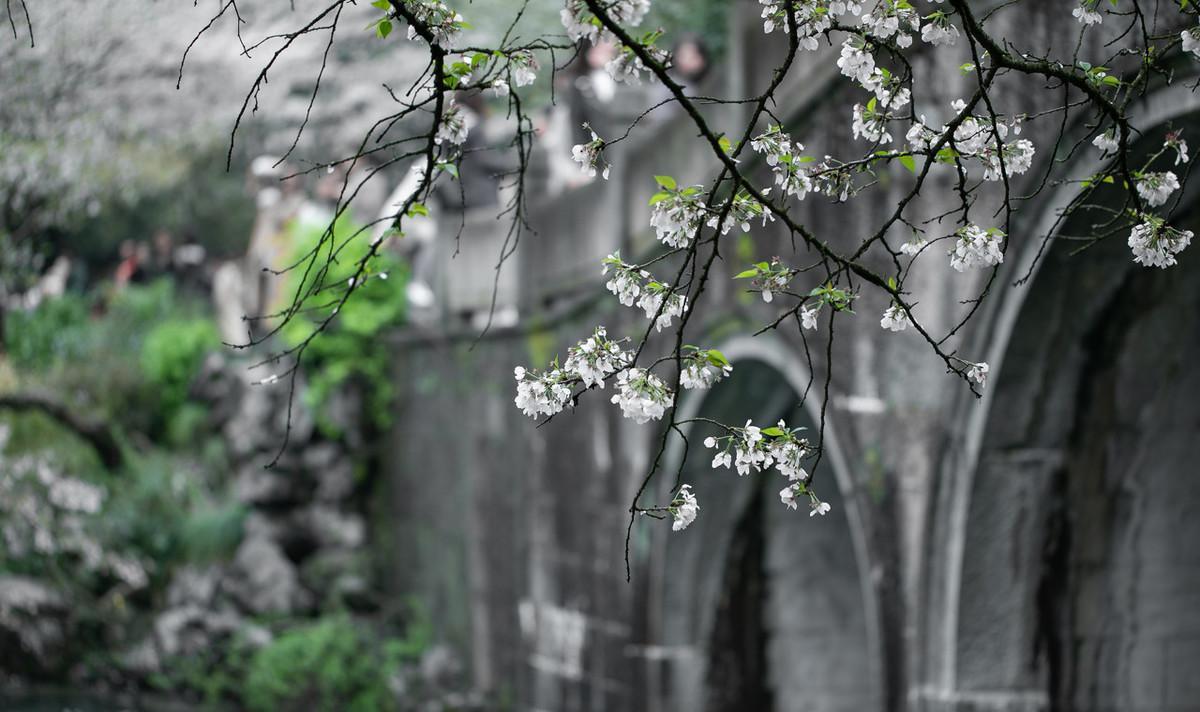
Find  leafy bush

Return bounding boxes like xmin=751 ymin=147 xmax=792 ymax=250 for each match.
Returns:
xmin=4 ymin=293 xmax=92 ymax=371
xmin=90 ymin=451 xmax=240 ymax=570
xmin=140 ymin=316 xmax=219 ymax=416
xmin=243 ymin=614 xmax=419 ymax=712
xmin=4 ymin=279 xmax=218 ymax=439
xmin=281 ymin=216 xmax=408 ymax=431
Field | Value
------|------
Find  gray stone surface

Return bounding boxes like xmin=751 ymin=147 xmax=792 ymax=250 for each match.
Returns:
xmin=228 ymin=535 xmax=310 ymax=615
xmin=375 ymin=5 xmax=1200 ymax=708
xmin=0 ymin=576 xmax=68 ymax=674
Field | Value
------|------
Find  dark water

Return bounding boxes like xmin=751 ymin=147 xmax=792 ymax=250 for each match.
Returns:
xmin=0 ymin=689 xmax=206 ymax=712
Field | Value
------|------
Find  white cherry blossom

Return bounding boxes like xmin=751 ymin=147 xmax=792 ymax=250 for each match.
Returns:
xmin=1136 ymin=171 xmax=1180 ymax=208
xmin=949 ymin=225 xmax=1005 ymax=272
xmin=1093 ymin=129 xmax=1119 ymax=153
xmin=572 ymin=128 xmax=610 ymax=179
xmin=968 ymin=361 xmax=990 ymax=387
xmin=1128 ymin=216 xmax=1194 ymax=268
xmin=671 ymin=485 xmax=700 ymax=531
xmin=1072 ymin=2 xmax=1102 ymax=25
xmin=611 ymin=369 xmax=673 ymax=423
xmin=880 ymin=304 xmax=908 ymax=332
xmin=1182 ymin=27 xmax=1200 ymax=59
xmin=801 ymin=306 xmax=819 ymax=330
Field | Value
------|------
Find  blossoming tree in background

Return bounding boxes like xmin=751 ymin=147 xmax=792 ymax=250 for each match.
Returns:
xmin=77 ymin=0 xmax=1200 ymax=567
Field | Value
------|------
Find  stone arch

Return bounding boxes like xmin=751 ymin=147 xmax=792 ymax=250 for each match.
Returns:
xmin=921 ymin=82 xmax=1200 ymax=710
xmin=640 ymin=334 xmax=885 ymax=712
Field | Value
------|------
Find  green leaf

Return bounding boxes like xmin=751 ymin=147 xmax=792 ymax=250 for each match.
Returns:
xmin=761 ymin=427 xmax=786 ymax=437
xmin=899 ymin=154 xmax=916 ymax=174
xmin=733 ymin=269 xmax=759 ymax=279
xmin=376 ymin=19 xmax=392 ymax=38
xmin=706 ymin=349 xmax=729 ymax=366
xmin=371 ymin=0 xmax=391 ymax=9
xmin=648 ymin=191 xmax=670 ymax=206
xmin=654 ymin=175 xmax=677 ymax=190
xmin=718 ymin=135 xmax=733 ymax=155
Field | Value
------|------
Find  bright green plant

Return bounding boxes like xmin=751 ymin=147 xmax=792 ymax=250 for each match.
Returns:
xmin=140 ymin=316 xmax=220 ymax=416
xmin=243 ymin=613 xmax=422 ymax=712
xmin=4 ymin=292 xmax=92 ymax=371
xmin=281 ymin=216 xmax=408 ymax=432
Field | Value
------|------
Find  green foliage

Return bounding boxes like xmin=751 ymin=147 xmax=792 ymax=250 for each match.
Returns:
xmin=3 ymin=279 xmax=217 ymax=437
xmin=148 ymin=628 xmax=258 ymax=707
xmin=95 ymin=451 xmax=243 ymax=572
xmin=243 ymin=613 xmax=421 ymax=712
xmin=4 ymin=293 xmax=92 ymax=371
xmin=281 ymin=216 xmax=408 ymax=432
xmin=140 ymin=317 xmax=219 ymax=416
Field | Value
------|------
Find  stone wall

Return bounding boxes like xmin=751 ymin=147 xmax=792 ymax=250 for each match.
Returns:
xmin=380 ymin=2 xmax=1200 ymax=710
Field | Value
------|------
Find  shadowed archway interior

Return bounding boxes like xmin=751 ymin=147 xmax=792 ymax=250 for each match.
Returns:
xmin=950 ymin=187 xmax=1200 ymax=711
xmin=647 ymin=359 xmax=882 ymax=712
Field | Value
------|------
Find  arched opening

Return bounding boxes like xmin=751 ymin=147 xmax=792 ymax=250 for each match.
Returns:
xmin=643 ymin=342 xmax=883 ymax=712
xmin=934 ymin=104 xmax=1200 ymax=709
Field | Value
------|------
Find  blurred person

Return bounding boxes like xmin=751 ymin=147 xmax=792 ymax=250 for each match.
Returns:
xmin=112 ymin=239 xmax=144 ymax=289
xmin=149 ymin=228 xmax=176 ymax=279
xmin=174 ymin=231 xmax=209 ymax=297
xmin=671 ymin=33 xmax=711 ymax=87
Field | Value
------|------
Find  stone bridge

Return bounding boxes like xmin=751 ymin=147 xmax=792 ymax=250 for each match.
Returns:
xmin=376 ymin=2 xmax=1200 ymax=710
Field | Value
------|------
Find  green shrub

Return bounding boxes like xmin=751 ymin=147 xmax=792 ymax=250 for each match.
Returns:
xmin=281 ymin=216 xmax=408 ymax=431
xmin=140 ymin=316 xmax=219 ymax=416
xmin=4 ymin=293 xmax=92 ymax=370
xmin=4 ymin=279 xmax=218 ymax=438
xmin=243 ymin=614 xmax=410 ymax=712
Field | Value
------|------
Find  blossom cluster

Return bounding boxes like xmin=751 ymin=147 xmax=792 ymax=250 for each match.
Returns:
xmin=1092 ymin=129 xmax=1119 ymax=154
xmin=947 ymin=101 xmax=1036 ymax=181
xmin=949 ymin=224 xmax=1005 ymax=272
xmin=1128 ymin=215 xmax=1194 ymax=268
xmin=751 ymin=125 xmax=813 ymax=200
xmin=758 ymin=0 xmax=850 ymax=50
xmin=649 ymin=179 xmax=708 ymax=248
xmin=602 ymin=253 xmax=688 ymax=331
xmin=1135 ymin=171 xmax=1180 ymax=208
xmin=1183 ymin=26 xmax=1200 ymax=60
xmin=507 ymin=49 xmax=539 ymax=87
xmin=671 ymin=485 xmax=700 ymax=531
xmin=704 ymin=420 xmax=811 ymax=479
xmin=703 ymin=421 xmax=831 ymax=516
xmin=572 ymin=127 xmax=610 ymax=180
xmin=561 ymin=0 xmax=650 ymax=43
xmin=679 ymin=347 xmax=733 ymax=390
xmin=611 ymin=368 xmax=674 ymax=423
xmin=880 ymin=303 xmax=909 ymax=332
xmin=514 ymin=326 xmax=631 ymax=418
xmin=564 ymin=326 xmax=633 ymax=388
xmin=1072 ymin=0 xmax=1102 ymax=25
xmin=435 ymin=102 xmax=469 ymax=147
xmin=968 ymin=361 xmax=990 ymax=387
xmin=399 ymin=0 xmax=466 ymax=44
